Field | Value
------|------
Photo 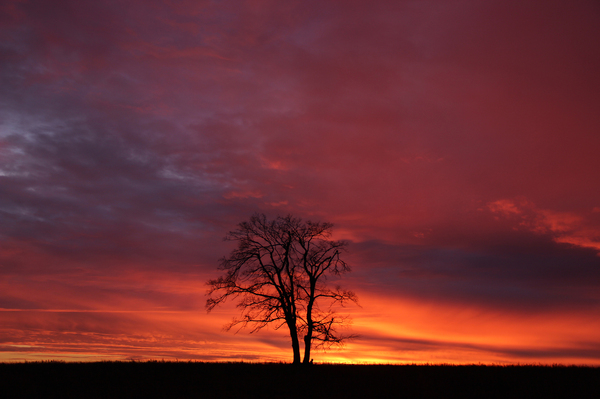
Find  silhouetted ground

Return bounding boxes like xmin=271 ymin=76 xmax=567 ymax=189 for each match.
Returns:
xmin=1 ymin=361 xmax=599 ymax=398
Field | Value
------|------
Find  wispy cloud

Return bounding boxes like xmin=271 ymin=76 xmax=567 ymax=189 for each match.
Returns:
xmin=487 ymin=199 xmax=600 ymax=254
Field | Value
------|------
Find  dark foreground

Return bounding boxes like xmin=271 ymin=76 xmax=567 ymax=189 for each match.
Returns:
xmin=1 ymin=361 xmax=599 ymax=399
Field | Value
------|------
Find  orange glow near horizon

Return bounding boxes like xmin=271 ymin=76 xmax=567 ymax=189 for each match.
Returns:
xmin=2 ymin=281 xmax=599 ymax=365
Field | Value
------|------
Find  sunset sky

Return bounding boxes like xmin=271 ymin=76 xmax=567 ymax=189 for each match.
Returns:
xmin=1 ymin=0 xmax=600 ymax=364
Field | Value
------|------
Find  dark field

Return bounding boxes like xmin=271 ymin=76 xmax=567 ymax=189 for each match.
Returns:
xmin=1 ymin=361 xmax=599 ymax=398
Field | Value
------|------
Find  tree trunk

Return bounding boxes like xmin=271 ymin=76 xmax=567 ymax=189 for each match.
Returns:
xmin=303 ymin=284 xmax=315 ymax=365
xmin=302 ymin=334 xmax=312 ymax=364
xmin=287 ymin=318 xmax=301 ymax=364
xmin=291 ymin=332 xmax=301 ymax=365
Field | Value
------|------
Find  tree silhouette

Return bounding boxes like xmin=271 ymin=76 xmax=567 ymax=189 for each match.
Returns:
xmin=206 ymin=214 xmax=358 ymax=365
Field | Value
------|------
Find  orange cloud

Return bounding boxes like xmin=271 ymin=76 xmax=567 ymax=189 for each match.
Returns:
xmin=487 ymin=199 xmax=600 ymax=254
xmin=487 ymin=199 xmax=523 ymax=215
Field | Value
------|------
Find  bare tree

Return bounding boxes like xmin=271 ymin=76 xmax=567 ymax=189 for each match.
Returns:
xmin=206 ymin=214 xmax=358 ymax=365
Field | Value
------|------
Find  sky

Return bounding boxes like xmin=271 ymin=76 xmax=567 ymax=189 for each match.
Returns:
xmin=1 ymin=0 xmax=600 ymax=364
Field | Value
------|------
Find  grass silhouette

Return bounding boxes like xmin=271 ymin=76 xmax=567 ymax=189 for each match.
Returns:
xmin=1 ymin=361 xmax=599 ymax=398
